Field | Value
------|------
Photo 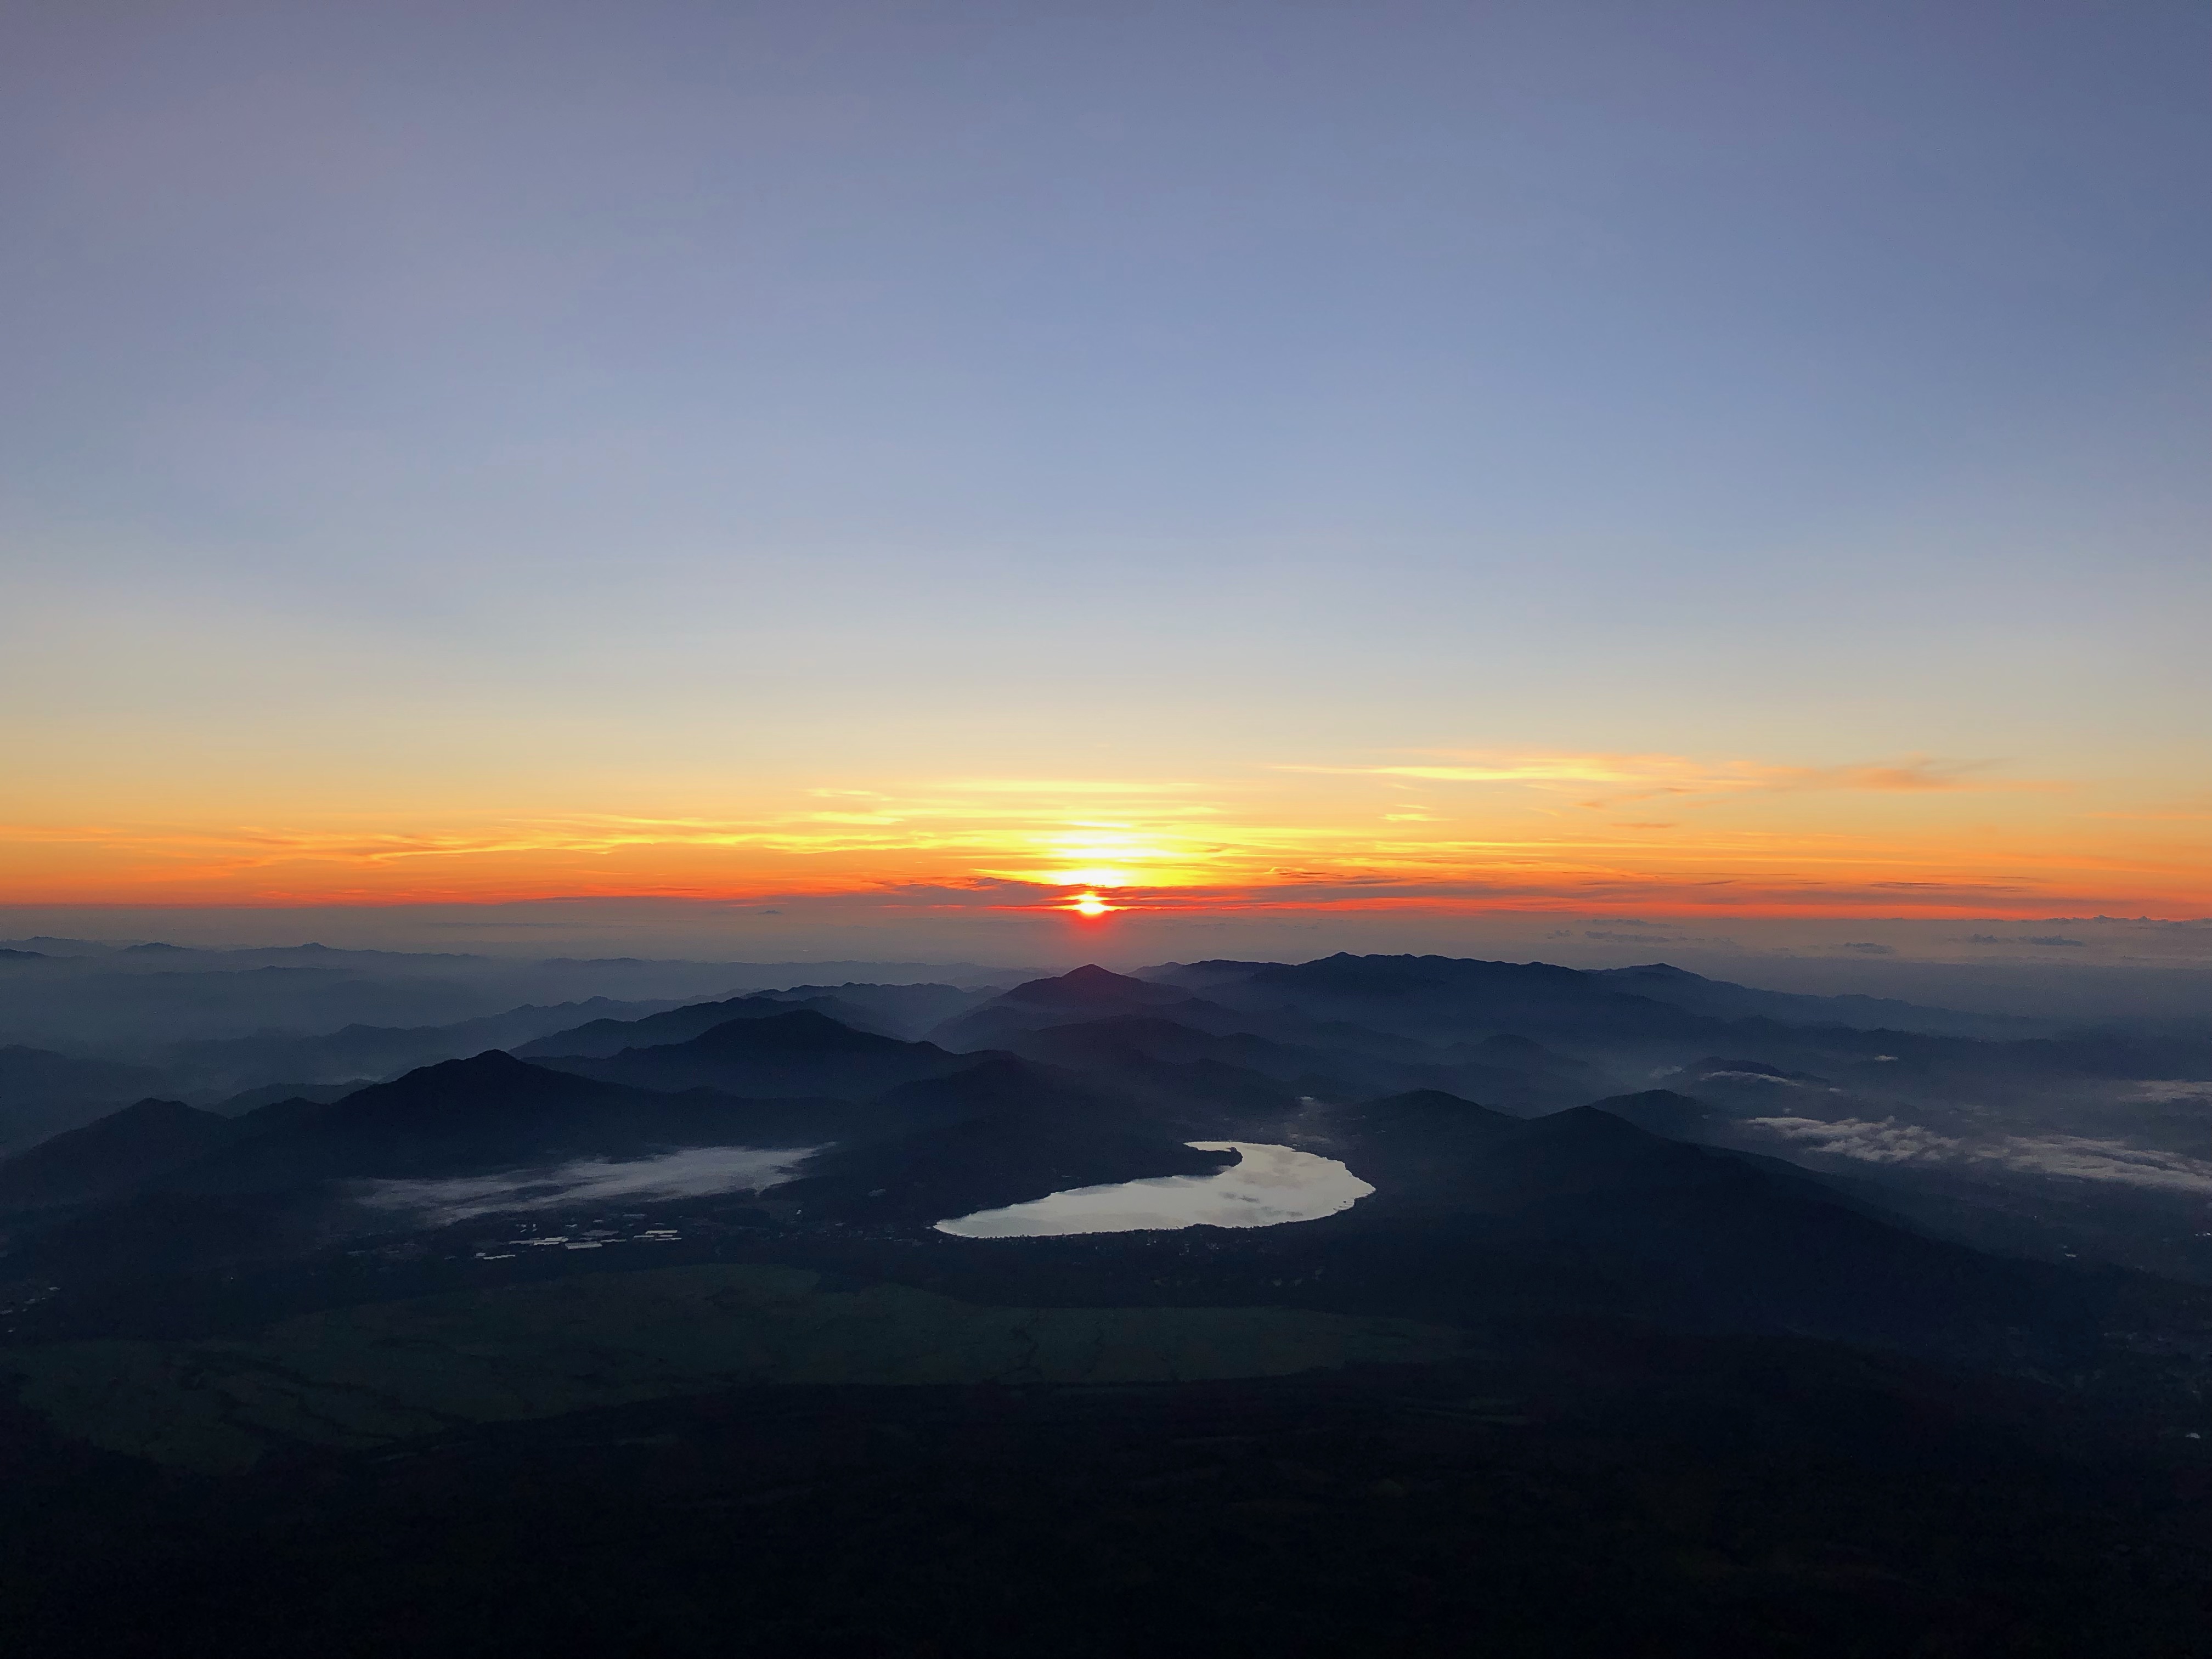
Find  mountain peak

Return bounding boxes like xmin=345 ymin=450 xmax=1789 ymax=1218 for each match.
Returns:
xmin=1000 ymin=965 xmax=1180 ymax=1007
xmin=681 ymin=1008 xmax=909 ymax=1054
xmin=329 ymin=1048 xmax=606 ymax=1118
xmin=417 ymin=1048 xmax=538 ymax=1080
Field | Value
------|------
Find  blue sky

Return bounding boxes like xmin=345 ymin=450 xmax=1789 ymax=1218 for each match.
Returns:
xmin=2 ymin=1 xmax=2205 ymax=933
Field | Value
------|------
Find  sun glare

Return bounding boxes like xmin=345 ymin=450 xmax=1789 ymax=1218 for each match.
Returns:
xmin=1068 ymin=891 xmax=1115 ymax=918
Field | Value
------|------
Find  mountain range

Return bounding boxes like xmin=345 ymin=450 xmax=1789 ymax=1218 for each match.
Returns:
xmin=3 ymin=956 xmax=2203 ymax=1370
xmin=3 ymin=950 xmax=2208 ymax=1655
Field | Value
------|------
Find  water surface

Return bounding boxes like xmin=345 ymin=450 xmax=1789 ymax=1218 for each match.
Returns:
xmin=935 ymin=1142 xmax=1372 ymax=1238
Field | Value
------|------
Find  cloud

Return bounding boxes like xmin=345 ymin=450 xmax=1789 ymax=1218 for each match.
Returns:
xmin=5 ymin=753 xmax=2162 ymax=921
xmin=1587 ymin=930 xmax=1684 ymax=943
xmin=1744 ymin=1118 xmax=2212 ymax=1194
xmin=876 ymin=877 xmax=1063 ymax=909
xmin=1869 ymin=882 xmax=2029 ymax=894
xmin=1983 ymin=1137 xmax=2212 ymax=1195
xmin=2136 ymin=1081 xmax=2212 ymax=1105
xmin=1281 ymin=751 xmax=2019 ymax=809
xmin=1748 ymin=1117 xmax=1961 ymax=1164
xmin=354 ymin=1146 xmax=819 ymax=1227
xmin=1841 ymin=941 xmax=1895 ymax=954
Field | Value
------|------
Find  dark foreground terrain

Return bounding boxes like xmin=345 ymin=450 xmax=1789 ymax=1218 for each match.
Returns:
xmin=4 ymin=1318 xmax=2208 ymax=1658
xmin=3 ymin=955 xmax=2209 ymax=1654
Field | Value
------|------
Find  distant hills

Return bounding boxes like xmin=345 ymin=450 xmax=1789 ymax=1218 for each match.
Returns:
xmin=0 ymin=945 xmax=1030 ymax=1053
xmin=514 ymin=994 xmax=878 ymax=1058
xmin=1148 ymin=954 xmax=2046 ymax=1040
xmin=1 ymin=951 xmax=2206 ymax=1376
xmin=515 ymin=981 xmax=992 ymax=1056
xmin=1586 ymin=961 xmax=2044 ymax=1037
xmin=538 ymin=1009 xmax=990 ymax=1099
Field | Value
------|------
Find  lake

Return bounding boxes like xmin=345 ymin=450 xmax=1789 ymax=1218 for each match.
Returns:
xmin=934 ymin=1141 xmax=1373 ymax=1238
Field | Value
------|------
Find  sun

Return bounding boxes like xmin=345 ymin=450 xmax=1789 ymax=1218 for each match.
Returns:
xmin=1068 ymin=891 xmax=1116 ymax=918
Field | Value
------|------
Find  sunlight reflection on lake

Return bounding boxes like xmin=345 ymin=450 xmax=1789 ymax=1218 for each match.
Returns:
xmin=934 ymin=1142 xmax=1373 ymax=1238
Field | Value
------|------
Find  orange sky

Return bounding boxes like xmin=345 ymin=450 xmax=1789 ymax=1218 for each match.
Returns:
xmin=7 ymin=751 xmax=2204 ymax=921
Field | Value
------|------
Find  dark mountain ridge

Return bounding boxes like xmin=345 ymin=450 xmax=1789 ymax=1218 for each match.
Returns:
xmin=146 ymin=1052 xmax=853 ymax=1195
xmin=125 ymin=995 xmax=696 ymax=1100
xmin=1149 ymin=955 xmax=2052 ymax=1040
xmin=1138 ymin=955 xmax=2209 ymax=1093
xmin=928 ymin=966 xmax=1235 ymax=1051
xmin=1589 ymin=961 xmax=2047 ymax=1037
xmin=1287 ymin=1095 xmax=2122 ymax=1359
xmin=0 ymin=1099 xmax=232 ymax=1212
xmin=542 ymin=1009 xmax=988 ymax=1099
xmin=1188 ymin=953 xmax=1731 ymax=1043
xmin=513 ymin=994 xmax=874 ymax=1059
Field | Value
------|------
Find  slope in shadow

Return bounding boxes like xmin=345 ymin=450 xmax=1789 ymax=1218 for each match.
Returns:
xmin=543 ymin=1009 xmax=984 ymax=1099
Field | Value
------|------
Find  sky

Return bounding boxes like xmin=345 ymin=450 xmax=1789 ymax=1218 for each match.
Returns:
xmin=3 ymin=0 xmax=2207 ymax=957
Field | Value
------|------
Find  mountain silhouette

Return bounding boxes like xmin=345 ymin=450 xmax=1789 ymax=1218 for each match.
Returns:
xmin=1005 ymin=1013 xmax=1312 ymax=1071
xmin=516 ymin=994 xmax=873 ymax=1059
xmin=1274 ymin=1094 xmax=2091 ymax=1354
xmin=1187 ymin=953 xmax=1702 ymax=1043
xmin=929 ymin=965 xmax=1220 ymax=1051
xmin=157 ymin=1051 xmax=849 ymax=1193
xmin=1000 ymin=964 xmax=1189 ymax=1011
xmin=0 ymin=1098 xmax=231 ymax=1211
xmin=544 ymin=1009 xmax=983 ymax=1099
xmin=1337 ymin=1087 xmax=1516 ymax=1142
xmin=1589 ymin=962 xmax=2038 ymax=1038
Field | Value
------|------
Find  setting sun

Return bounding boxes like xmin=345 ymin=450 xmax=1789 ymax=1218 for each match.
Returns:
xmin=1068 ymin=891 xmax=1116 ymax=918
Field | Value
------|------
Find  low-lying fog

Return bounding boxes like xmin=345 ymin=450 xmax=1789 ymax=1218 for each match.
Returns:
xmin=356 ymin=1144 xmax=821 ymax=1227
xmin=935 ymin=1142 xmax=1374 ymax=1239
xmin=356 ymin=1140 xmax=1379 ymax=1241
xmin=1741 ymin=1116 xmax=2212 ymax=1194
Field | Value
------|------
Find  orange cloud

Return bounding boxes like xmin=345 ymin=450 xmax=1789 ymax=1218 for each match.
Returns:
xmin=1283 ymin=751 xmax=2022 ymax=806
xmin=1 ymin=749 xmax=2198 ymax=918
